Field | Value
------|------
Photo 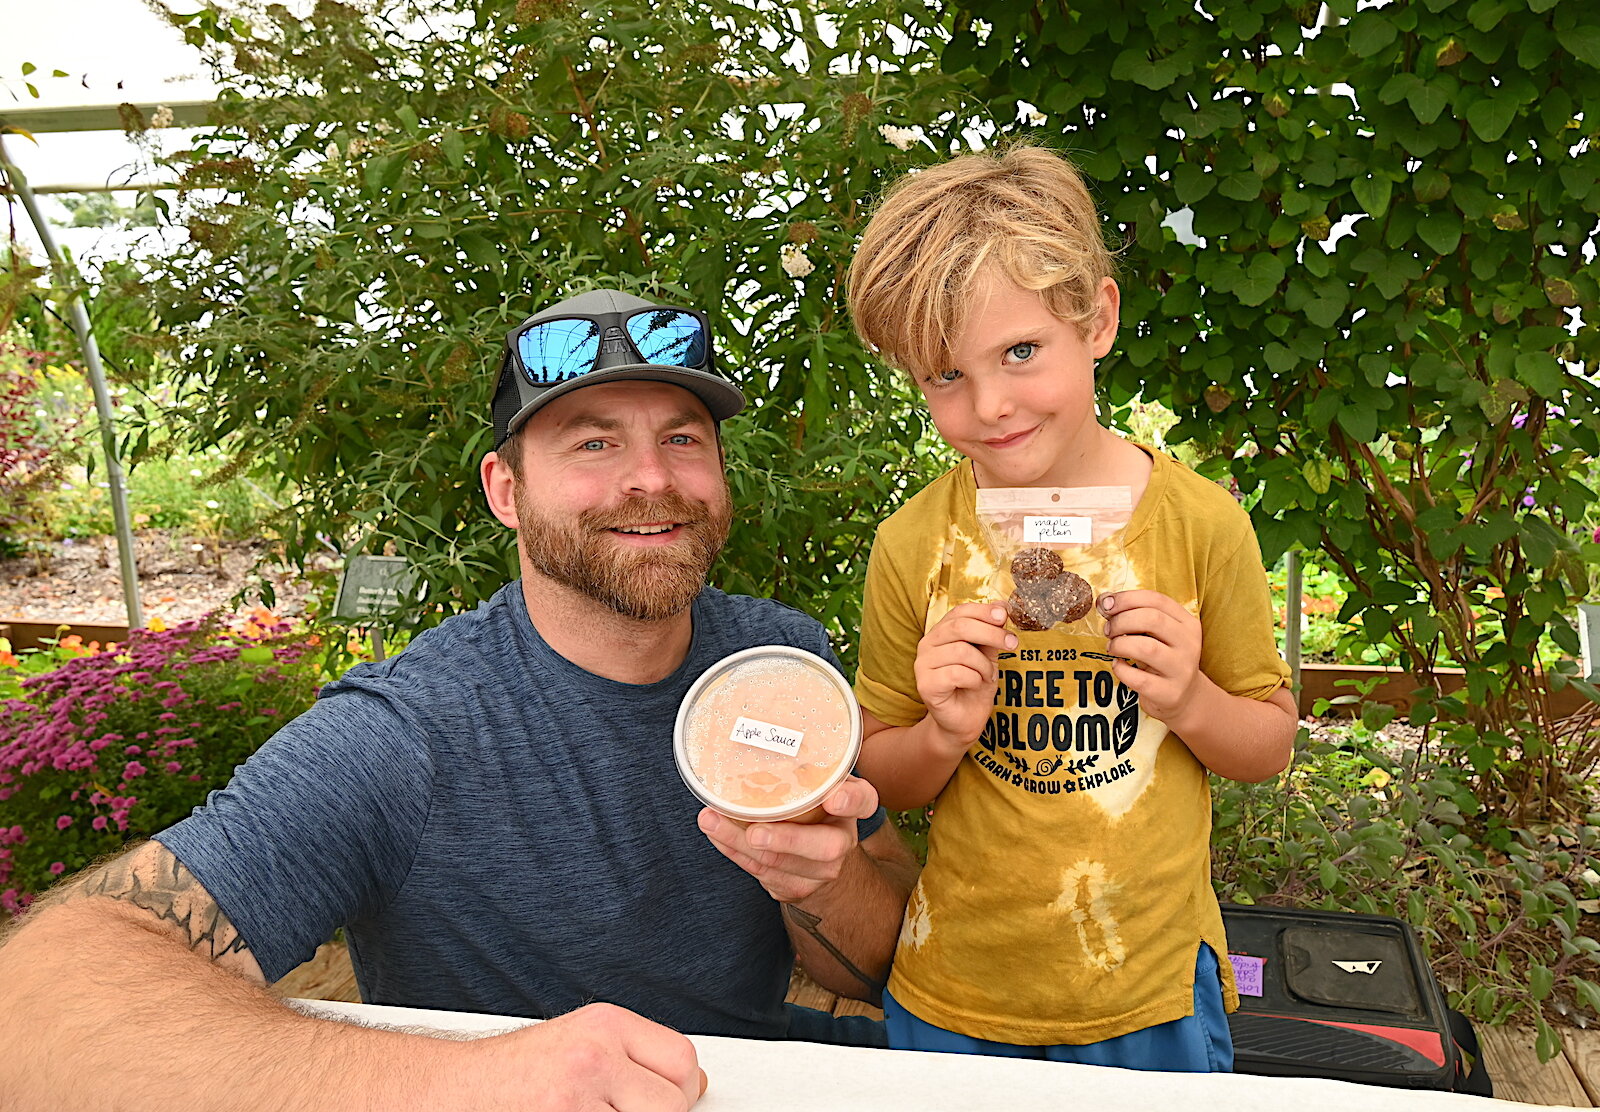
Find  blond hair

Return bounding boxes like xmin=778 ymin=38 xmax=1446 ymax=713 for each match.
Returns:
xmin=847 ymin=144 xmax=1117 ymax=380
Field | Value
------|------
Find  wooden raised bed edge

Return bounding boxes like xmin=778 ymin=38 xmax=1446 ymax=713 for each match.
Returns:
xmin=3 ymin=618 xmax=1594 ymax=720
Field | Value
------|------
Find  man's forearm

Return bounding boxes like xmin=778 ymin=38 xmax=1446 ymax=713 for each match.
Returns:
xmin=782 ymin=838 xmax=918 ymax=1004
xmin=0 ymin=900 xmax=454 ymax=1110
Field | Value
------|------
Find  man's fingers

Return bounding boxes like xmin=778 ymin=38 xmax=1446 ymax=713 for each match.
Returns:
xmin=616 ymin=1017 xmax=702 ymax=1112
xmin=818 ymin=775 xmax=878 ymax=820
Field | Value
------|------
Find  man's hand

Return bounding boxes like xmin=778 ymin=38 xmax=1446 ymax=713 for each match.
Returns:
xmin=696 ymin=775 xmax=879 ymax=903
xmin=468 ymin=1003 xmax=705 ymax=1112
xmin=1100 ymin=589 xmax=1209 ymax=729
xmin=914 ymin=602 xmax=1015 ymax=752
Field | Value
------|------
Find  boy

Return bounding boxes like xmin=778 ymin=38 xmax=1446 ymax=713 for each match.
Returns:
xmin=847 ymin=145 xmax=1299 ymax=1070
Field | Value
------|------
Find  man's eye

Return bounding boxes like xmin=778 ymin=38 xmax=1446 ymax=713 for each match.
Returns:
xmin=581 ymin=439 xmax=607 ymax=451
xmin=1006 ymin=342 xmax=1037 ymax=363
xmin=667 ymin=434 xmax=696 ymax=445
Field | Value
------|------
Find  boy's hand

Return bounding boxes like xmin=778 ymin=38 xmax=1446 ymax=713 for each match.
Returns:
xmin=1100 ymin=590 xmax=1213 ymax=728
xmin=915 ymin=602 xmax=1015 ymax=752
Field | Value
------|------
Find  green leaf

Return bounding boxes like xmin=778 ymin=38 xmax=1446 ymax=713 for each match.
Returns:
xmin=1337 ymin=400 xmax=1377 ymax=443
xmin=1234 ymin=254 xmax=1286 ymax=307
xmin=1515 ymin=351 xmax=1564 ymax=398
xmin=1466 ymin=96 xmax=1517 ymax=142
xmin=239 ymin=646 xmax=274 ymax=665
xmin=1408 ymin=81 xmax=1451 ymax=125
xmin=1574 ymin=977 xmax=1600 ymax=1016
xmin=459 ymin=231 xmax=499 ymax=267
xmin=21 ymin=62 xmax=35 ymax=76
xmin=441 ymin=128 xmax=466 ymax=168
xmin=1349 ymin=16 xmax=1398 ymax=57
xmin=1529 ymin=962 xmax=1554 ymax=1001
xmin=1351 ymin=175 xmax=1392 ymax=218
xmin=1173 ymin=162 xmax=1213 ymax=204
xmin=1303 ymin=458 xmax=1333 ymax=494
xmin=1417 ymin=210 xmax=1463 ymax=255
xmin=1563 ymin=26 xmax=1600 ymax=68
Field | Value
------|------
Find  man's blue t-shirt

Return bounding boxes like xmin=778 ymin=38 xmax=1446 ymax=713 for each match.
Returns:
xmin=156 ymin=583 xmax=885 ymax=1039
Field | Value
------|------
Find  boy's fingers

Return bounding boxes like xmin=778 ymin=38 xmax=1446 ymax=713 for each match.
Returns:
xmin=1099 ymin=590 xmax=1180 ymax=617
xmin=1107 ymin=634 xmax=1170 ymax=674
xmin=1104 ymin=607 xmax=1185 ymax=646
xmin=928 ymin=616 xmax=1017 ymax=652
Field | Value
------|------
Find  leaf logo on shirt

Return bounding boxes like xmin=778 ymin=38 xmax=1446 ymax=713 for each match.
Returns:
xmin=1111 ymin=682 xmax=1140 ymax=759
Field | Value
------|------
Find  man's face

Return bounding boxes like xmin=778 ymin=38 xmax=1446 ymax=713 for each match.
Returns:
xmin=509 ymin=381 xmax=732 ymax=621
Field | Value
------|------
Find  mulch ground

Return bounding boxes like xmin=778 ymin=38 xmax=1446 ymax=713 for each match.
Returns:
xmin=0 ymin=530 xmax=319 ymax=628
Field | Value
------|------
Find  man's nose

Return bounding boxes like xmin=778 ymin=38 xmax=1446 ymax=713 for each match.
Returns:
xmin=622 ymin=441 xmax=675 ymax=495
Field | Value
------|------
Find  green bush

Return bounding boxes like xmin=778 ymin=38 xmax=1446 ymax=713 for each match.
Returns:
xmin=0 ymin=617 xmax=322 ymax=912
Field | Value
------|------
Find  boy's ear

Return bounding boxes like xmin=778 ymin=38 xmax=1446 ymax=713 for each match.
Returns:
xmin=1090 ymin=277 xmax=1121 ymax=360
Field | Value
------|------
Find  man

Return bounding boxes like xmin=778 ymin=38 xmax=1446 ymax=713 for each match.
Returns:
xmin=0 ymin=288 xmax=917 ymax=1111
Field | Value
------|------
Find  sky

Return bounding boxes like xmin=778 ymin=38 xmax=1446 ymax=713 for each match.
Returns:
xmin=0 ymin=0 xmax=221 ymax=259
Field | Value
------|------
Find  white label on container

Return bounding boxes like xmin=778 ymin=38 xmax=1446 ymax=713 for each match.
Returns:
xmin=1023 ymin=516 xmax=1092 ymax=544
xmin=730 ymin=716 xmax=804 ymax=758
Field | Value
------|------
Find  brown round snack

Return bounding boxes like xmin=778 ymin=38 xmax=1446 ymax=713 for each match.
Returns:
xmin=1006 ymin=582 xmax=1065 ymax=631
xmin=1010 ymin=546 xmax=1064 ymax=584
xmin=1049 ymin=571 xmax=1096 ymax=623
xmin=1004 ymin=590 xmax=1052 ymax=631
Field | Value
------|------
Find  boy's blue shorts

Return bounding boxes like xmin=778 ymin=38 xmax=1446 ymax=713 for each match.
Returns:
xmin=883 ymin=944 xmax=1234 ymax=1072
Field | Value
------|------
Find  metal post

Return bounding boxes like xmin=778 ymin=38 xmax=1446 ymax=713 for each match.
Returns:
xmin=0 ymin=134 xmax=143 ymax=629
xmin=1285 ymin=547 xmax=1303 ymax=706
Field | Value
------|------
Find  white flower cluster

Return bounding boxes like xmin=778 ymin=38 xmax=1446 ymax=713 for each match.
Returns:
xmin=779 ymin=242 xmax=815 ymax=278
xmin=878 ymin=124 xmax=923 ymax=151
xmin=150 ymin=105 xmax=174 ymax=129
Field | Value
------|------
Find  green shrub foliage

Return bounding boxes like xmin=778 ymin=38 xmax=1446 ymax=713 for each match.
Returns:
xmin=131 ymin=0 xmax=983 ymax=664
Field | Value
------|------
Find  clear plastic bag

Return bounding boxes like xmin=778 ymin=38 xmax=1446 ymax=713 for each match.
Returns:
xmin=973 ymin=486 xmax=1137 ymax=634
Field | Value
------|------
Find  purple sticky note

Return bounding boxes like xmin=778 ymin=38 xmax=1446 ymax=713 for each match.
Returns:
xmin=1229 ymin=953 xmax=1266 ymax=997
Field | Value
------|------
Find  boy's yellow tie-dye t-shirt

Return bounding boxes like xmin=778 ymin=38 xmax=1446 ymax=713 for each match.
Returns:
xmin=856 ymin=447 xmax=1291 ymax=1045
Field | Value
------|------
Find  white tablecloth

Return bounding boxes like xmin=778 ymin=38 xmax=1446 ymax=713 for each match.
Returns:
xmin=287 ymin=998 xmax=1583 ymax=1112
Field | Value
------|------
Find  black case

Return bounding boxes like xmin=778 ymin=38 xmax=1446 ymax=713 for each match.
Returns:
xmin=1221 ymin=903 xmax=1490 ymax=1095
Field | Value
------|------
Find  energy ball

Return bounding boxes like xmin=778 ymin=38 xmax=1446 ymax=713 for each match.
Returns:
xmin=1010 ymin=546 xmax=1065 ymax=583
xmin=1005 ymin=587 xmax=1058 ymax=631
xmin=1050 ymin=571 xmax=1095 ymax=624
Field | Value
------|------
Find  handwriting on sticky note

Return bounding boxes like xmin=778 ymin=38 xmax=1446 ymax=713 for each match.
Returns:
xmin=1229 ymin=954 xmax=1266 ymax=997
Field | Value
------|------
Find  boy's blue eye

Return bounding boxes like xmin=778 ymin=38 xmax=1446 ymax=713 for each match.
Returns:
xmin=929 ymin=367 xmax=964 ymax=385
xmin=1007 ymin=342 xmax=1037 ymax=362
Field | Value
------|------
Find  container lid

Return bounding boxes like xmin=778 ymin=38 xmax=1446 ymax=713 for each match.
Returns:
xmin=674 ymin=645 xmax=862 ymax=822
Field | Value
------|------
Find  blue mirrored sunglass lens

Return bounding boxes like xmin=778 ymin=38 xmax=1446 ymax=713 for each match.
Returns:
xmin=626 ymin=310 xmax=707 ymax=369
xmin=518 ymin=319 xmax=601 ymax=384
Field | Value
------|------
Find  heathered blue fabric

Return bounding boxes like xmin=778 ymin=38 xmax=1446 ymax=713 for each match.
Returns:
xmin=155 ymin=582 xmax=885 ymax=1039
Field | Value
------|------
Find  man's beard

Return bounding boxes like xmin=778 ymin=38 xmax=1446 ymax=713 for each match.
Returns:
xmin=514 ymin=484 xmax=732 ymax=622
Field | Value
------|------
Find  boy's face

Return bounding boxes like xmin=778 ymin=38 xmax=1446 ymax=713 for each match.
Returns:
xmin=919 ymin=272 xmax=1119 ymax=488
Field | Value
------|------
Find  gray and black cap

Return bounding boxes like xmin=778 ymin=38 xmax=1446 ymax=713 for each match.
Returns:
xmin=491 ymin=288 xmax=746 ymax=449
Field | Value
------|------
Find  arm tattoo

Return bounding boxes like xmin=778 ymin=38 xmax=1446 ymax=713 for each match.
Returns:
xmin=782 ymin=904 xmax=882 ymax=994
xmin=56 ymin=846 xmax=252 ymax=962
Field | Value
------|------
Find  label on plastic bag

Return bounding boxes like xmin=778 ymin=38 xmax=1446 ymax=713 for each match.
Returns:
xmin=1023 ymin=516 xmax=1092 ymax=544
xmin=730 ymin=716 xmax=804 ymax=757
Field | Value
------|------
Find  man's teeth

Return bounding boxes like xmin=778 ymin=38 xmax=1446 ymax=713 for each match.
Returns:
xmin=616 ymin=524 xmax=676 ymax=535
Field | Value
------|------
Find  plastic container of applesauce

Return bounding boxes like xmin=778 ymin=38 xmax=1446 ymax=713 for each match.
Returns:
xmin=674 ymin=646 xmax=863 ymax=823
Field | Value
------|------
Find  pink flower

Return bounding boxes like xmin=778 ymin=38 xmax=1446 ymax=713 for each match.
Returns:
xmin=49 ymin=862 xmax=65 ymax=875
xmin=125 ymin=745 xmax=142 ymax=756
xmin=164 ymin=761 xmax=182 ymax=774
xmin=91 ymin=816 xmax=108 ymax=831
xmin=56 ymin=815 xmax=72 ymax=830
xmin=123 ymin=761 xmax=147 ymax=779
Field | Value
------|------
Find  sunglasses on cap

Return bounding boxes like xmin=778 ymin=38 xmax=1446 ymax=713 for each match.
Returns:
xmin=507 ymin=307 xmax=710 ymax=386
